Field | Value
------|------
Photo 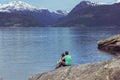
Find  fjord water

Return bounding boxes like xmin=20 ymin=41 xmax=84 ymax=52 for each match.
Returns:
xmin=0 ymin=27 xmax=119 ymax=80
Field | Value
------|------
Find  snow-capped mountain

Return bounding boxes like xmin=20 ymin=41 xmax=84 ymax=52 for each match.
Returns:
xmin=0 ymin=1 xmax=67 ymax=16
xmin=68 ymin=1 xmax=98 ymax=16
xmin=0 ymin=1 xmax=67 ymax=15
xmin=0 ymin=1 xmax=47 ymax=12
xmin=56 ymin=0 xmax=120 ymax=27
xmin=0 ymin=1 xmax=67 ymax=26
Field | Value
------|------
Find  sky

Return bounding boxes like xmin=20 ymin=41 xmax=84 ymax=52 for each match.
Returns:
xmin=0 ymin=0 xmax=119 ymax=11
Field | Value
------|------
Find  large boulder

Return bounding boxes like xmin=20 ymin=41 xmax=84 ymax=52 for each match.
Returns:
xmin=97 ymin=35 xmax=120 ymax=54
xmin=29 ymin=57 xmax=120 ymax=80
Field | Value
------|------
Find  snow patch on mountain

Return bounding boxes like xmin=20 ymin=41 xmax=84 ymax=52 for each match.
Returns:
xmin=53 ymin=10 xmax=68 ymax=15
xmin=79 ymin=1 xmax=97 ymax=7
xmin=0 ymin=1 xmax=47 ymax=12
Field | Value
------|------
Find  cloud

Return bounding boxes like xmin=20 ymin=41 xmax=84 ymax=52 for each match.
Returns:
xmin=116 ymin=0 xmax=120 ymax=3
xmin=97 ymin=2 xmax=108 ymax=5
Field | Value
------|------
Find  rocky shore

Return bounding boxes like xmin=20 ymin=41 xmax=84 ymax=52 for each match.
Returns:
xmin=29 ymin=34 xmax=120 ymax=80
xmin=29 ymin=57 xmax=120 ymax=80
xmin=97 ymin=34 xmax=120 ymax=54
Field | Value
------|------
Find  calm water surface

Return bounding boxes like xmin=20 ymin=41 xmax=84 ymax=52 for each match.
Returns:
xmin=0 ymin=27 xmax=119 ymax=80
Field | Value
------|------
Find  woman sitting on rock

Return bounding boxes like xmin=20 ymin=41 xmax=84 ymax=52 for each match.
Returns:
xmin=56 ymin=53 xmax=65 ymax=69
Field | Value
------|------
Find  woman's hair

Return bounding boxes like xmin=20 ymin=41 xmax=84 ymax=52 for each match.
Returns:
xmin=61 ymin=53 xmax=65 ymax=57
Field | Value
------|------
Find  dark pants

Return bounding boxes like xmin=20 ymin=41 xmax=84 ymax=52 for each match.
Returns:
xmin=55 ymin=61 xmax=66 ymax=69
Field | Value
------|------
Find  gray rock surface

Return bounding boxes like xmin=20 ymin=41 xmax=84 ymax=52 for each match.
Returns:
xmin=98 ymin=34 xmax=120 ymax=53
xmin=29 ymin=57 xmax=120 ymax=80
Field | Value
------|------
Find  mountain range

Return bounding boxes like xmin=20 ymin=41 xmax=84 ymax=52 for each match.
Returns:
xmin=0 ymin=1 xmax=67 ymax=27
xmin=56 ymin=1 xmax=120 ymax=27
xmin=1 ymin=1 xmax=120 ymax=27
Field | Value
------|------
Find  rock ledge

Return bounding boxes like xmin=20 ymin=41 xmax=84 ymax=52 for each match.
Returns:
xmin=29 ymin=57 xmax=120 ymax=80
xmin=97 ymin=34 xmax=120 ymax=53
